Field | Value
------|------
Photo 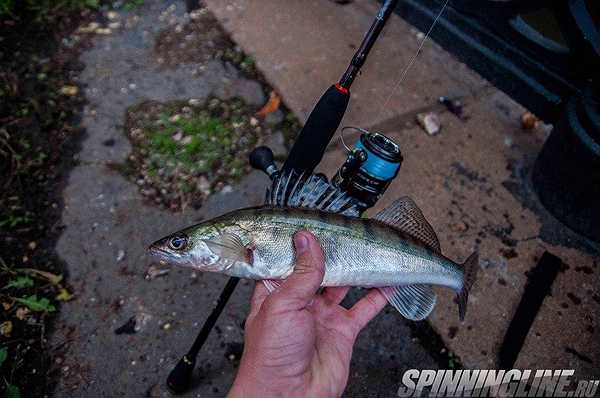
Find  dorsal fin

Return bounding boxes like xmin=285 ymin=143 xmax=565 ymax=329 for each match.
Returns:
xmin=265 ymin=171 xmax=360 ymax=217
xmin=374 ymin=197 xmax=441 ymax=253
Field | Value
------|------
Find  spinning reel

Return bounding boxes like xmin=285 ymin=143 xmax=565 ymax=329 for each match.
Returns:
xmin=251 ymin=127 xmax=403 ymax=215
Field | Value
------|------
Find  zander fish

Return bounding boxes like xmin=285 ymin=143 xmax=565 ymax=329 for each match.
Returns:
xmin=149 ymin=196 xmax=478 ymax=321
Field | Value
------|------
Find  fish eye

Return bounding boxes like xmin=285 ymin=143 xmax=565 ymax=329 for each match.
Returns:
xmin=168 ymin=235 xmax=188 ymax=251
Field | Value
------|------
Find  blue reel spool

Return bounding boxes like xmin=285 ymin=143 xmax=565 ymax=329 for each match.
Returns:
xmin=336 ymin=127 xmax=403 ymax=209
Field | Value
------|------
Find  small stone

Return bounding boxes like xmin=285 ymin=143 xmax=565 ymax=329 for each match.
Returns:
xmin=145 ymin=265 xmax=170 ymax=280
xmin=188 ymin=98 xmax=201 ymax=106
xmin=265 ymin=110 xmax=284 ymax=126
xmin=116 ymin=249 xmax=125 ymax=262
xmin=108 ymin=22 xmax=121 ymax=30
xmin=450 ymin=222 xmax=468 ymax=232
xmin=221 ymin=185 xmax=233 ymax=194
xmin=16 ymin=307 xmax=29 ymax=320
xmin=128 ymin=83 xmax=137 ymax=90
xmin=416 ymin=32 xmax=425 ymax=40
xmin=107 ymin=11 xmax=120 ymax=20
xmin=169 ymin=114 xmax=182 ymax=123
xmin=172 ymin=131 xmax=183 ymax=142
xmin=78 ymin=22 xmax=100 ymax=33
xmin=60 ymin=85 xmax=79 ymax=96
xmin=520 ymin=111 xmax=538 ymax=130
xmin=249 ymin=117 xmax=259 ymax=127
xmin=162 ymin=323 xmax=171 ymax=330
xmin=264 ymin=131 xmax=287 ymax=157
xmin=181 ymin=136 xmax=193 ymax=145
xmin=416 ymin=112 xmax=441 ymax=136
xmin=28 ymin=241 xmax=37 ymax=250
xmin=95 ymin=28 xmax=112 ymax=35
xmin=197 ymin=176 xmax=211 ymax=196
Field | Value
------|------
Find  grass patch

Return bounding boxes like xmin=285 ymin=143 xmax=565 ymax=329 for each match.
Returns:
xmin=124 ymin=97 xmax=269 ymax=210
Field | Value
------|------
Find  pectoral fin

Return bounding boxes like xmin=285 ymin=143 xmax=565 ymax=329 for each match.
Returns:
xmin=205 ymin=233 xmax=252 ymax=264
xmin=378 ymin=284 xmax=437 ymax=321
xmin=262 ymin=279 xmax=283 ymax=293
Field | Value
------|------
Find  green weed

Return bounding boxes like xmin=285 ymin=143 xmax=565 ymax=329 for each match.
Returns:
xmin=123 ymin=0 xmax=144 ymax=11
xmin=14 ymin=295 xmax=56 ymax=313
xmin=4 ymin=276 xmax=34 ymax=289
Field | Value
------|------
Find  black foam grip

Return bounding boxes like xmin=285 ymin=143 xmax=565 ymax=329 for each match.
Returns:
xmin=249 ymin=146 xmax=276 ymax=172
xmin=283 ymin=85 xmax=350 ymax=174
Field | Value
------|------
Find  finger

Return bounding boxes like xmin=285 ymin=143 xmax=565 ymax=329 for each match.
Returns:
xmin=275 ymin=231 xmax=325 ymax=309
xmin=348 ymin=289 xmax=388 ymax=333
xmin=322 ymin=286 xmax=350 ymax=305
xmin=248 ymin=281 xmax=269 ymax=319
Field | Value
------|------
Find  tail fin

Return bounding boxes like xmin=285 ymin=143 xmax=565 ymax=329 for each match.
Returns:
xmin=457 ymin=252 xmax=479 ymax=321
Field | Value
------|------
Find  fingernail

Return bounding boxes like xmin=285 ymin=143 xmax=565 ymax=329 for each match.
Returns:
xmin=294 ymin=232 xmax=309 ymax=252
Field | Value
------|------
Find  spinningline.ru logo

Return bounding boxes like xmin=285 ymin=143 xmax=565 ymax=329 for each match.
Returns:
xmin=397 ymin=369 xmax=599 ymax=397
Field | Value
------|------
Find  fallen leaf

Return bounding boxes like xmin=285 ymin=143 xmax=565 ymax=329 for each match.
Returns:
xmin=521 ymin=111 xmax=539 ymax=130
xmin=56 ymin=288 xmax=74 ymax=302
xmin=256 ymin=91 xmax=281 ymax=118
xmin=0 ymin=321 xmax=13 ymax=337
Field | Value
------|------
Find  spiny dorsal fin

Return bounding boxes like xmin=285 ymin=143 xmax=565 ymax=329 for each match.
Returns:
xmin=266 ymin=171 xmax=359 ymax=216
xmin=374 ymin=197 xmax=441 ymax=253
xmin=378 ymin=284 xmax=437 ymax=321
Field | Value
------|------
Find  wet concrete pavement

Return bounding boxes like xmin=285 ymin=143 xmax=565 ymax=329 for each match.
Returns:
xmin=51 ymin=1 xmax=440 ymax=397
xmin=206 ymin=0 xmax=599 ymax=382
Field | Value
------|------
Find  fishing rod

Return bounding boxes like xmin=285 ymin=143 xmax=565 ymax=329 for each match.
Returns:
xmin=167 ymin=0 xmax=454 ymax=392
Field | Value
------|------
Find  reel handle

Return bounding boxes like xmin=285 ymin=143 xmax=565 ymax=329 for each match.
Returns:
xmin=250 ymin=146 xmax=280 ymax=180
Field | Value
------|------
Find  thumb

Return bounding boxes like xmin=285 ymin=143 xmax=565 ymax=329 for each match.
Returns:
xmin=276 ymin=231 xmax=325 ymax=308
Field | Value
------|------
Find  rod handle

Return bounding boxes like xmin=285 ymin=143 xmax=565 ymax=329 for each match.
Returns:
xmin=282 ymin=84 xmax=350 ymax=174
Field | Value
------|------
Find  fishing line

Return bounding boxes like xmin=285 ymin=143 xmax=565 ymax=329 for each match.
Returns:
xmin=375 ymin=0 xmax=451 ymax=121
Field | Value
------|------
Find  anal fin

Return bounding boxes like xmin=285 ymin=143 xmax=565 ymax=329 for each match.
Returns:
xmin=378 ymin=284 xmax=437 ymax=321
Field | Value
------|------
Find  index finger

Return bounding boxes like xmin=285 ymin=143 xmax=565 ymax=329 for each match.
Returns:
xmin=248 ymin=281 xmax=269 ymax=320
xmin=348 ymin=289 xmax=388 ymax=333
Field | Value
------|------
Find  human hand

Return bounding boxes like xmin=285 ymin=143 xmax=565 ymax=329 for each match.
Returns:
xmin=228 ymin=231 xmax=388 ymax=398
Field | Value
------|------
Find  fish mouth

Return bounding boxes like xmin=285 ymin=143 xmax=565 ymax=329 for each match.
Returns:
xmin=148 ymin=245 xmax=171 ymax=265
